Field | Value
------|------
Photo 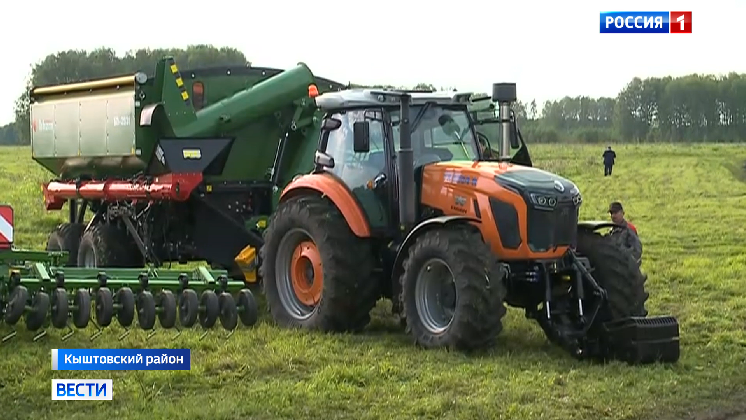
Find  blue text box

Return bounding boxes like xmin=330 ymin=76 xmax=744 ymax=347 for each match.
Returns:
xmin=52 ymin=349 xmax=191 ymax=370
xmin=600 ymin=12 xmax=670 ymax=33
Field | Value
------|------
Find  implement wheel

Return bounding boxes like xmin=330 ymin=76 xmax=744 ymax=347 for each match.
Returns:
xmin=46 ymin=223 xmax=85 ymax=267
xmin=400 ymin=224 xmax=507 ymax=350
xmin=95 ymin=287 xmax=114 ymax=327
xmin=260 ymin=195 xmax=376 ymax=332
xmin=4 ymin=286 xmax=28 ymax=325
xmin=158 ymin=291 xmax=177 ymax=329
xmin=77 ymin=223 xmax=143 ymax=268
xmin=179 ymin=289 xmax=199 ymax=328
xmin=199 ymin=290 xmax=219 ymax=328
xmin=72 ymin=289 xmax=91 ymax=329
xmin=50 ymin=288 xmax=69 ymax=328
xmin=137 ymin=291 xmax=156 ymax=330
xmin=237 ymin=289 xmax=258 ymax=327
xmin=218 ymin=292 xmax=238 ymax=330
xmin=25 ymin=292 xmax=50 ymax=331
xmin=116 ymin=287 xmax=136 ymax=327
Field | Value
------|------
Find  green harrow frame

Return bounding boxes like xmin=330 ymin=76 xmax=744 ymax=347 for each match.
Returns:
xmin=0 ymin=206 xmax=259 ymax=343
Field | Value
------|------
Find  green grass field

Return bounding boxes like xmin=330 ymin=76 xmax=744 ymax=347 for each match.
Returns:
xmin=1 ymin=144 xmax=746 ymax=420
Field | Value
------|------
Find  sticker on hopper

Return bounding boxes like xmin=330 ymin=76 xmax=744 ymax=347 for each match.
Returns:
xmin=113 ymin=115 xmax=132 ymax=127
xmin=182 ymin=149 xmax=202 ymax=159
xmin=32 ymin=119 xmax=54 ymax=133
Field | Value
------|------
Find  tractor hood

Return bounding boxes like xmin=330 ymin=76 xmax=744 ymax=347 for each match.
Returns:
xmin=434 ymin=160 xmax=583 ymax=206
xmin=492 ymin=164 xmax=579 ymax=196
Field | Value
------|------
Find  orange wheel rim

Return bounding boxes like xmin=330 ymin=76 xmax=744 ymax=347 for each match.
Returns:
xmin=290 ymin=241 xmax=323 ymax=306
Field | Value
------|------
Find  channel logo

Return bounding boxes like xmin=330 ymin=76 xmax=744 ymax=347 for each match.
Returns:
xmin=52 ymin=379 xmax=113 ymax=400
xmin=600 ymin=11 xmax=692 ymax=33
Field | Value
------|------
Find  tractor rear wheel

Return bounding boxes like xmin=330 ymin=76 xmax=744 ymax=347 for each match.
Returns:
xmin=260 ymin=195 xmax=377 ymax=332
xmin=46 ymin=223 xmax=85 ymax=266
xmin=399 ymin=224 xmax=507 ymax=351
xmin=576 ymin=229 xmax=648 ymax=322
xmin=77 ymin=223 xmax=142 ymax=268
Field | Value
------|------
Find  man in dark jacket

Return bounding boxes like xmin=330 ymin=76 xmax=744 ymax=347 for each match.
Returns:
xmin=603 ymin=146 xmax=616 ymax=176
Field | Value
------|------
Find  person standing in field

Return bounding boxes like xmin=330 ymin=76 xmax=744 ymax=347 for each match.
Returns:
xmin=603 ymin=146 xmax=616 ymax=176
xmin=608 ymin=201 xmax=642 ymax=266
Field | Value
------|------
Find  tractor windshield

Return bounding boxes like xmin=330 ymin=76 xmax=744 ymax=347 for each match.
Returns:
xmin=390 ymin=105 xmax=480 ymax=162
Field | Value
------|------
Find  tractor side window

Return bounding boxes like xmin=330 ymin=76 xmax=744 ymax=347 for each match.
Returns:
xmin=192 ymin=82 xmax=205 ymax=111
xmin=323 ymin=110 xmax=386 ymax=190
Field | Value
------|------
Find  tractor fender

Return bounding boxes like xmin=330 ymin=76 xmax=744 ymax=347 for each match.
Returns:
xmin=577 ymin=220 xmax=620 ymax=233
xmin=280 ymin=173 xmax=371 ymax=238
xmin=390 ymin=215 xmax=481 ymax=302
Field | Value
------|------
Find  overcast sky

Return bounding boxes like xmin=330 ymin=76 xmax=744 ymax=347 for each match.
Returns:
xmin=1 ymin=0 xmax=743 ymax=125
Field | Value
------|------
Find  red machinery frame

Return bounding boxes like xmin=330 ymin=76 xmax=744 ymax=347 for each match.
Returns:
xmin=41 ymin=173 xmax=204 ymax=210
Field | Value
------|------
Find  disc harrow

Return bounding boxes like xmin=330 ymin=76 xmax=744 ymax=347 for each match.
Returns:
xmin=0 ymin=248 xmax=259 ymax=343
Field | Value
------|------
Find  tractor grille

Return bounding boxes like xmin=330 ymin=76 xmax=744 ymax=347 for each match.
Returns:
xmin=526 ymin=201 xmax=579 ymax=252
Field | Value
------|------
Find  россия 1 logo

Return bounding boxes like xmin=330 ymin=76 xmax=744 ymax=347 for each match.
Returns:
xmin=600 ymin=11 xmax=692 ymax=33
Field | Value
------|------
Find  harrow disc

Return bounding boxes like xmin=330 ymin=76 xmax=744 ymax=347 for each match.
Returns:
xmin=158 ymin=291 xmax=177 ymax=329
xmin=218 ymin=292 xmax=238 ymax=330
xmin=25 ymin=291 xmax=50 ymax=331
xmin=199 ymin=290 xmax=219 ymax=329
xmin=179 ymin=289 xmax=199 ymax=328
xmin=50 ymin=288 xmax=69 ymax=329
xmin=116 ymin=287 xmax=135 ymax=327
xmin=4 ymin=286 xmax=28 ymax=325
xmin=237 ymin=289 xmax=258 ymax=327
xmin=95 ymin=287 xmax=114 ymax=327
xmin=136 ymin=291 xmax=156 ymax=330
xmin=72 ymin=289 xmax=91 ymax=329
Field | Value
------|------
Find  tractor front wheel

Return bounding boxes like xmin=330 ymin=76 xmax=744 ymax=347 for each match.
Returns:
xmin=260 ymin=195 xmax=377 ymax=332
xmin=576 ymin=229 xmax=649 ymax=322
xmin=400 ymin=224 xmax=507 ymax=351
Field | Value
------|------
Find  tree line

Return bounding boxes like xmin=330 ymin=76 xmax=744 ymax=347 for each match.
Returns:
xmin=2 ymin=45 xmax=744 ymax=145
xmin=515 ymin=73 xmax=746 ymax=144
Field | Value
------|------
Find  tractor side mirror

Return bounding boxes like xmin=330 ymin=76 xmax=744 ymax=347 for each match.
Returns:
xmin=322 ymin=117 xmax=342 ymax=131
xmin=353 ymin=121 xmax=370 ymax=153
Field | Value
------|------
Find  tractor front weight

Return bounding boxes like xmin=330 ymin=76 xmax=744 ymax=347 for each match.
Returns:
xmin=0 ymin=247 xmax=259 ymax=344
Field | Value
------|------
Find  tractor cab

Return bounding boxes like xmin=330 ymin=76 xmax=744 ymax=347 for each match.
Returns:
xmin=311 ymin=89 xmax=489 ymax=233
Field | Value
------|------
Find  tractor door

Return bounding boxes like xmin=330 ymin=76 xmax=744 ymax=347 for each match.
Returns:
xmin=322 ymin=109 xmax=395 ymax=233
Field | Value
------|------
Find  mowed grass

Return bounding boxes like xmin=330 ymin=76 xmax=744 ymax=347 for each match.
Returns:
xmin=1 ymin=143 xmax=746 ymax=420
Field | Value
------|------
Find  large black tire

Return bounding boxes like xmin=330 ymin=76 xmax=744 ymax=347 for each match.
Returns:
xmin=399 ymin=224 xmax=507 ymax=351
xmin=576 ymin=229 xmax=648 ymax=321
xmin=76 ymin=223 xmax=143 ymax=268
xmin=259 ymin=195 xmax=377 ymax=332
xmin=46 ymin=223 xmax=85 ymax=266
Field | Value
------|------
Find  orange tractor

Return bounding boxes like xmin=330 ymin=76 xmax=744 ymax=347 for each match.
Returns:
xmin=259 ymin=83 xmax=679 ymax=363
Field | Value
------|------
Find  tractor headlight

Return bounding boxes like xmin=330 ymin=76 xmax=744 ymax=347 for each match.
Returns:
xmin=569 ymin=184 xmax=582 ymax=206
xmin=529 ymin=193 xmax=557 ymax=209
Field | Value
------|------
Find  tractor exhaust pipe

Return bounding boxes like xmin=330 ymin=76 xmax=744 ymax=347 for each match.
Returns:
xmin=492 ymin=83 xmax=517 ymax=161
xmin=398 ymin=94 xmax=416 ymax=233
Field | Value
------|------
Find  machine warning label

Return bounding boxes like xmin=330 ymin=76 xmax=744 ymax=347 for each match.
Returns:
xmin=155 ymin=145 xmax=166 ymax=166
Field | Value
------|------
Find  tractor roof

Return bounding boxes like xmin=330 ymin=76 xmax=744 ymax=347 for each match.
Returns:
xmin=314 ymin=89 xmax=478 ymax=111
